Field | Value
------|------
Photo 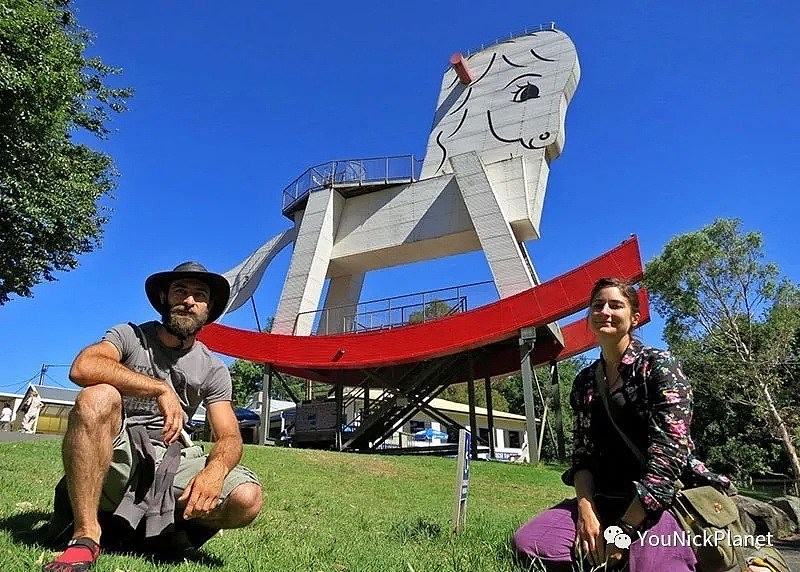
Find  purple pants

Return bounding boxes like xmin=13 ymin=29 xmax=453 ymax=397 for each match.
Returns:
xmin=513 ymin=499 xmax=697 ymax=571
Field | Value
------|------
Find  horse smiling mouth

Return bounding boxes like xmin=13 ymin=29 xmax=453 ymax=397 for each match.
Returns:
xmin=487 ymin=110 xmax=551 ymax=150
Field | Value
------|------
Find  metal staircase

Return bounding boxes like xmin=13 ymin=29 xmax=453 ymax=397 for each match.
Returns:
xmin=341 ymin=353 xmax=471 ymax=451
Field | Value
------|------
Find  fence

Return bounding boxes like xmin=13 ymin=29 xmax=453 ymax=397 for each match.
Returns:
xmin=282 ymin=155 xmax=423 ymax=213
xmin=295 ymin=280 xmax=497 ymax=335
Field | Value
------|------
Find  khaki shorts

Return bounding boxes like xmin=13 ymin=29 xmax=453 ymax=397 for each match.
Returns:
xmin=99 ymin=419 xmax=260 ymax=512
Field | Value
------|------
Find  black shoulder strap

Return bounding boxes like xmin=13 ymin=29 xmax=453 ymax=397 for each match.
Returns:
xmin=595 ymin=361 xmax=647 ymax=468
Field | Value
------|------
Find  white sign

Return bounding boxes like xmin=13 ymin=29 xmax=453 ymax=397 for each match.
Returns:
xmin=452 ymin=429 xmax=471 ymax=532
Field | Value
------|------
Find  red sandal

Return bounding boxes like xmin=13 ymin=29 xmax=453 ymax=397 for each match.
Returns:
xmin=42 ymin=537 xmax=101 ymax=571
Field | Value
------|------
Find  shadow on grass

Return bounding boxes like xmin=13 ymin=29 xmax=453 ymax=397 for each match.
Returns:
xmin=0 ymin=510 xmax=224 ymax=567
xmin=0 ymin=510 xmax=52 ymax=546
xmin=390 ymin=515 xmax=444 ymax=542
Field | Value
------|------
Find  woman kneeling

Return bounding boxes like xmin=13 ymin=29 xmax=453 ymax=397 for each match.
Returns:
xmin=513 ymin=278 xmax=768 ymax=571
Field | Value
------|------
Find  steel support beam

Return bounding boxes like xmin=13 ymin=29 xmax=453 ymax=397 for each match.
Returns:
xmin=273 ymin=370 xmax=300 ymax=404
xmin=335 ymin=384 xmax=344 ymax=451
xmin=467 ymin=353 xmax=478 ymax=460
xmin=519 ymin=327 xmax=539 ymax=463
xmin=258 ymin=366 xmax=273 ymax=445
xmin=551 ymin=361 xmax=566 ymax=461
xmin=484 ymin=374 xmax=496 ymax=459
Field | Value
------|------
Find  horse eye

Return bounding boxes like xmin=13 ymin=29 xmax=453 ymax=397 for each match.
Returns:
xmin=512 ymin=83 xmax=540 ymax=102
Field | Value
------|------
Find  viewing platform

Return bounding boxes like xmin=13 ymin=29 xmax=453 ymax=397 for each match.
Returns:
xmin=281 ymin=155 xmax=424 ymax=218
xmin=296 ymin=280 xmax=497 ymax=335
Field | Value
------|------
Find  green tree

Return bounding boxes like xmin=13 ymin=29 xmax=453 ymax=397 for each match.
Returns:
xmin=645 ymin=218 xmax=800 ymax=490
xmin=228 ymin=359 xmax=314 ymax=406
xmin=229 ymin=359 xmax=264 ymax=407
xmin=407 ymin=298 xmax=457 ymax=324
xmin=491 ymin=356 xmax=586 ymax=461
xmin=0 ymin=0 xmax=132 ymax=304
xmin=438 ymin=381 xmax=510 ymax=412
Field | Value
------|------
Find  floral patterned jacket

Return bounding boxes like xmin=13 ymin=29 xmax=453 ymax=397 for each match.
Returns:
xmin=562 ymin=340 xmax=731 ymax=516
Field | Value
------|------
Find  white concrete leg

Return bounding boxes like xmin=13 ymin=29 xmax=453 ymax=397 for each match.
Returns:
xmin=452 ymin=152 xmax=536 ymax=298
xmin=273 ymin=188 xmax=344 ymax=334
xmin=318 ymin=273 xmax=365 ymax=334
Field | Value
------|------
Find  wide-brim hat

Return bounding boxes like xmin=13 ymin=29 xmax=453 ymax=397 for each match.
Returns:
xmin=145 ymin=261 xmax=230 ymax=325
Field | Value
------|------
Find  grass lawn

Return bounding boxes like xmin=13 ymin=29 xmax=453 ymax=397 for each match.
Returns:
xmin=0 ymin=440 xmax=572 ymax=571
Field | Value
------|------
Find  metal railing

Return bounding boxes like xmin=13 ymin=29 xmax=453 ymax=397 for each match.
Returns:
xmin=340 ymin=387 xmax=394 ymax=434
xmin=296 ymin=280 xmax=497 ymax=335
xmin=281 ymin=155 xmax=424 ymax=214
xmin=461 ymin=22 xmax=557 ymax=58
xmin=348 ymin=295 xmax=466 ymax=333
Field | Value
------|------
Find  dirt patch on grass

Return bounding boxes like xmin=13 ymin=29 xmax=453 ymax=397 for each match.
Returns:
xmin=333 ymin=455 xmax=407 ymax=478
xmin=299 ymin=449 xmax=407 ymax=477
xmin=347 ymin=457 xmax=405 ymax=477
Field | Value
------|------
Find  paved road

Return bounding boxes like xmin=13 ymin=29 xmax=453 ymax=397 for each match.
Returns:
xmin=0 ymin=431 xmax=60 ymax=443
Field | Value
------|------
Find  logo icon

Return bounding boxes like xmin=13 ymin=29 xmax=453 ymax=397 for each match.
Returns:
xmin=604 ymin=525 xmax=632 ymax=549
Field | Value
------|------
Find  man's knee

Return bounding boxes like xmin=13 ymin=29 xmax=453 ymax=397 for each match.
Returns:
xmin=220 ymin=482 xmax=262 ymax=528
xmin=70 ymin=385 xmax=122 ymax=428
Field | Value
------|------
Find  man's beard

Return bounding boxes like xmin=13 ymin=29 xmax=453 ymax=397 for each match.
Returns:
xmin=161 ymin=304 xmax=208 ymax=340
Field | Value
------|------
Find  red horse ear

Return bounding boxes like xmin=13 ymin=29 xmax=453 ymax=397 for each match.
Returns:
xmin=450 ymin=53 xmax=474 ymax=84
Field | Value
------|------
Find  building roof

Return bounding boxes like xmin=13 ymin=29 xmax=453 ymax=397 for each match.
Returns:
xmin=24 ymin=385 xmax=80 ymax=405
xmin=21 ymin=385 xmax=530 ymax=424
xmin=360 ymin=388 xmax=528 ymax=422
xmin=427 ymin=397 xmax=527 ymax=421
xmin=241 ymin=393 xmax=295 ymax=413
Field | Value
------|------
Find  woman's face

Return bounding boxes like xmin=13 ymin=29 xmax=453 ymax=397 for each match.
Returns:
xmin=588 ymin=286 xmax=640 ymax=341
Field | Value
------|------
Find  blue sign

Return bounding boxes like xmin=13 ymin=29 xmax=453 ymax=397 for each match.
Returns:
xmin=460 ymin=432 xmax=471 ymax=500
xmin=452 ymin=429 xmax=471 ymax=531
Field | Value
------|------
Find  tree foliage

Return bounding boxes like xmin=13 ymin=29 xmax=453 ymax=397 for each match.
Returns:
xmin=439 ymin=357 xmax=586 ymax=461
xmin=645 ymin=218 xmax=800 ymax=486
xmin=0 ymin=0 xmax=132 ymax=303
xmin=228 ymin=359 xmax=264 ymax=407
xmin=438 ymin=381 xmax=510 ymax=412
xmin=407 ymin=298 xmax=458 ymax=325
xmin=228 ymin=359 xmax=312 ymax=407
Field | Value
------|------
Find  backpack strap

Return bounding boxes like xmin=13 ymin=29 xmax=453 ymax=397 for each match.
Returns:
xmin=595 ymin=361 xmax=689 ymax=491
xmin=595 ymin=361 xmax=646 ymax=467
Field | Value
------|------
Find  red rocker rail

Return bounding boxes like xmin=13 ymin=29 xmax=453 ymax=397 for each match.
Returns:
xmin=199 ymin=237 xmax=648 ymax=380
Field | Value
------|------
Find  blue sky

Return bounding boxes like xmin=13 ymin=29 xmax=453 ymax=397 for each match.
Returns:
xmin=1 ymin=1 xmax=799 ymax=392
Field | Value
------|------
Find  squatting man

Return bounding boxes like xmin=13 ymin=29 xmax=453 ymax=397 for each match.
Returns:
xmin=44 ymin=262 xmax=263 ymax=571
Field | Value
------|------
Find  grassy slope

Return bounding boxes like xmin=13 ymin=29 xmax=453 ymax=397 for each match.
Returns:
xmin=0 ymin=440 xmax=571 ymax=571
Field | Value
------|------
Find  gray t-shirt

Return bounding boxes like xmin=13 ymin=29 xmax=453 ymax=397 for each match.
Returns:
xmin=102 ymin=321 xmax=232 ymax=431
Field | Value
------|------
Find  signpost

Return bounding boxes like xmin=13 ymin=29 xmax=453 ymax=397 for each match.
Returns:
xmin=452 ymin=429 xmax=471 ymax=532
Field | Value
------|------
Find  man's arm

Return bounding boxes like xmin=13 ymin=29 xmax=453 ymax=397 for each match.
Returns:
xmin=179 ymin=400 xmax=243 ymax=520
xmin=69 ymin=341 xmax=184 ymax=443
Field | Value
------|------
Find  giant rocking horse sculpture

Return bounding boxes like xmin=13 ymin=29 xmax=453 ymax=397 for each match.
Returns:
xmin=199 ymin=24 xmax=649 ymax=391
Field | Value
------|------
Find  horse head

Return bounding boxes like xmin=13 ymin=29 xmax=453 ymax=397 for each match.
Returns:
xmin=421 ymin=27 xmax=580 ymax=178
